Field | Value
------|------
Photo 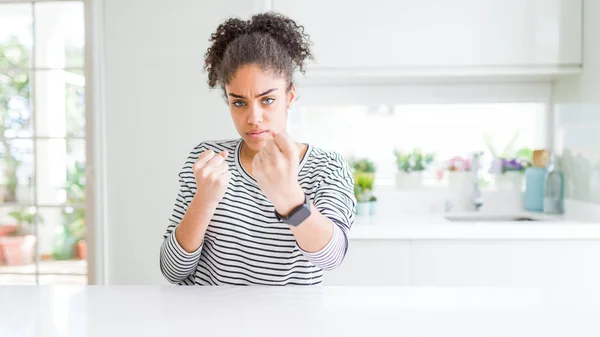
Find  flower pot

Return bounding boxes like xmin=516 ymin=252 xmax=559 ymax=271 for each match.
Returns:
xmin=0 ymin=225 xmax=18 ymax=264
xmin=0 ymin=235 xmax=36 ymax=266
xmin=446 ymin=171 xmax=473 ymax=212
xmin=355 ymin=202 xmax=371 ymax=216
xmin=369 ymin=201 xmax=377 ymax=216
xmin=76 ymin=240 xmax=87 ymax=260
xmin=496 ymin=171 xmax=524 ymax=192
xmin=395 ymin=171 xmax=423 ymax=189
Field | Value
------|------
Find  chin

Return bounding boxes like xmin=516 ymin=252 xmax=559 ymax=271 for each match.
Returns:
xmin=243 ymin=137 xmax=268 ymax=151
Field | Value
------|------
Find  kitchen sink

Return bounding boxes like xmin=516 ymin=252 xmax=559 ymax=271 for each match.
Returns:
xmin=444 ymin=213 xmax=540 ymax=222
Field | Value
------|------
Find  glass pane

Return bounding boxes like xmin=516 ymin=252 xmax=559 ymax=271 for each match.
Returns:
xmin=0 ymin=4 xmax=33 ymax=69
xmin=35 ymin=70 xmax=86 ymax=138
xmin=0 ymin=274 xmax=35 ymax=285
xmin=36 ymin=139 xmax=85 ymax=205
xmin=0 ymin=139 xmax=34 ymax=204
xmin=39 ymin=274 xmax=87 ymax=285
xmin=37 ymin=207 xmax=86 ymax=270
xmin=1 ymin=71 xmax=33 ymax=138
xmin=290 ymin=103 xmax=545 ymax=187
xmin=34 ymin=2 xmax=84 ymax=68
xmin=0 ymin=205 xmax=39 ymax=270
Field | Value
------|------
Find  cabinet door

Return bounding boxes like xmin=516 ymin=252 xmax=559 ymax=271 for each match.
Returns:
xmin=273 ymin=0 xmax=581 ymax=70
xmin=322 ymin=240 xmax=410 ymax=286
xmin=410 ymin=240 xmax=600 ymax=287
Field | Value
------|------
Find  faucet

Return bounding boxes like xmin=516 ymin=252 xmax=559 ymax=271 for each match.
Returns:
xmin=470 ymin=151 xmax=484 ymax=211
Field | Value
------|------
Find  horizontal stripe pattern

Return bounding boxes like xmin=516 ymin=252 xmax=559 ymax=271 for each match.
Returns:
xmin=159 ymin=138 xmax=356 ymax=285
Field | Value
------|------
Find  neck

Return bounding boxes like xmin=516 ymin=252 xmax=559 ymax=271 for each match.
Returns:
xmin=240 ymin=141 xmax=259 ymax=161
xmin=240 ymin=140 xmax=307 ymax=162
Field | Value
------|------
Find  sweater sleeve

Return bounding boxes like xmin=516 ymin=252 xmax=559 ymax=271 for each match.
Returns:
xmin=298 ymin=153 xmax=356 ymax=271
xmin=159 ymin=148 xmax=204 ymax=285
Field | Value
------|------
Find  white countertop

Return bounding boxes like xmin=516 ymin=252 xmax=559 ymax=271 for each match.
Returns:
xmin=350 ymin=212 xmax=600 ymax=240
xmin=2 ymin=285 xmax=600 ymax=337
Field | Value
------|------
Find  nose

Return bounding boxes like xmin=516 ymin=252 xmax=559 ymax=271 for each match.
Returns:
xmin=247 ymin=103 xmax=264 ymax=125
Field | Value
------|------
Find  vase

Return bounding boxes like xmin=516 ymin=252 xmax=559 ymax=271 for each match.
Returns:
xmin=395 ymin=171 xmax=423 ymax=189
xmin=369 ymin=200 xmax=377 ymax=216
xmin=496 ymin=171 xmax=523 ymax=192
xmin=446 ymin=171 xmax=473 ymax=212
xmin=355 ymin=202 xmax=371 ymax=216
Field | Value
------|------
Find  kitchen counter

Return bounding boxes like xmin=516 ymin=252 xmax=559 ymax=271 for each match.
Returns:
xmin=2 ymin=285 xmax=600 ymax=337
xmin=350 ymin=213 xmax=600 ymax=240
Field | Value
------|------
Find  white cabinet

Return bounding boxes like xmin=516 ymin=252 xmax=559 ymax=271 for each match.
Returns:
xmin=332 ymin=239 xmax=600 ymax=287
xmin=273 ymin=0 xmax=581 ymax=73
xmin=323 ymin=240 xmax=410 ymax=285
xmin=410 ymin=240 xmax=600 ymax=287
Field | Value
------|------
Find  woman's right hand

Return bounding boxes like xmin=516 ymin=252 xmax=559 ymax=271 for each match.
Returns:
xmin=192 ymin=150 xmax=231 ymax=206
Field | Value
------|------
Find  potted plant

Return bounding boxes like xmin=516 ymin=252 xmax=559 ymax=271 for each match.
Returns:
xmin=64 ymin=161 xmax=86 ymax=259
xmin=368 ymin=195 xmax=377 ymax=216
xmin=66 ymin=208 xmax=86 ymax=259
xmin=394 ymin=148 xmax=435 ymax=189
xmin=0 ymin=207 xmax=43 ymax=266
xmin=350 ymin=158 xmax=376 ymax=216
xmin=353 ymin=172 xmax=375 ymax=216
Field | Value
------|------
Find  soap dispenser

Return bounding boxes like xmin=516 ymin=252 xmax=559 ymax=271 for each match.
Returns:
xmin=543 ymin=153 xmax=565 ymax=214
xmin=524 ymin=150 xmax=548 ymax=212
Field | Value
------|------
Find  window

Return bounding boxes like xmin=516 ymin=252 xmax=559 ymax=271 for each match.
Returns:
xmin=0 ymin=1 xmax=86 ymax=285
xmin=289 ymin=84 xmax=550 ymax=189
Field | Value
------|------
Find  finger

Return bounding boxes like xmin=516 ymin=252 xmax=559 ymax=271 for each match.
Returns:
xmin=219 ymin=150 xmax=229 ymax=159
xmin=205 ymin=152 xmax=226 ymax=168
xmin=272 ymin=131 xmax=296 ymax=158
xmin=194 ymin=150 xmax=216 ymax=168
xmin=214 ymin=161 xmax=230 ymax=175
xmin=218 ymin=170 xmax=231 ymax=186
xmin=263 ymin=139 xmax=281 ymax=159
xmin=252 ymin=153 xmax=262 ymax=172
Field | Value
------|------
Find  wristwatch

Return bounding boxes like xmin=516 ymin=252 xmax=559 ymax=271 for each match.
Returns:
xmin=274 ymin=193 xmax=311 ymax=226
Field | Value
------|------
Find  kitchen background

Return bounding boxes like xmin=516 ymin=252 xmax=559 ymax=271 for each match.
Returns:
xmin=0 ymin=0 xmax=599 ymax=286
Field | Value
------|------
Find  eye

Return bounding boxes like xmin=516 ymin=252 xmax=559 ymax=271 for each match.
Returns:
xmin=262 ymin=97 xmax=275 ymax=105
xmin=232 ymin=100 xmax=247 ymax=107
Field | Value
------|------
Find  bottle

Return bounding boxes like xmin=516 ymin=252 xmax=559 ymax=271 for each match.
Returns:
xmin=524 ymin=150 xmax=548 ymax=212
xmin=543 ymin=154 xmax=565 ymax=214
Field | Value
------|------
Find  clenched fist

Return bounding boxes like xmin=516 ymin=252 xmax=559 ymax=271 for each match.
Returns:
xmin=192 ymin=150 xmax=231 ymax=206
xmin=252 ymin=132 xmax=305 ymax=216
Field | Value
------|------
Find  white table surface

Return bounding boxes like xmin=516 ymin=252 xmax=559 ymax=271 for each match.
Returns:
xmin=2 ymin=285 xmax=600 ymax=337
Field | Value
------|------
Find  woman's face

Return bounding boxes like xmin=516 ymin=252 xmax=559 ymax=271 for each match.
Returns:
xmin=225 ymin=64 xmax=296 ymax=153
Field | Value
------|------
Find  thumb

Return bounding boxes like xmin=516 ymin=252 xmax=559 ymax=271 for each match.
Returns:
xmin=219 ymin=150 xmax=229 ymax=159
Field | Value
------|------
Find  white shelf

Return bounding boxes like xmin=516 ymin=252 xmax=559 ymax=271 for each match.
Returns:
xmin=296 ymin=65 xmax=582 ymax=86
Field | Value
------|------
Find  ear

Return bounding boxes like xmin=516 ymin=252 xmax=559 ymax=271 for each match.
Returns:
xmin=287 ymin=83 xmax=296 ymax=109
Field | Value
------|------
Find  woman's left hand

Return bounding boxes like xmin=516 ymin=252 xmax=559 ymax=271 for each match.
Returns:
xmin=253 ymin=132 xmax=305 ymax=216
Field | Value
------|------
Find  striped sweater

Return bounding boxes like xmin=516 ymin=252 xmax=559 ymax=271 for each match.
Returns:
xmin=159 ymin=138 xmax=356 ymax=285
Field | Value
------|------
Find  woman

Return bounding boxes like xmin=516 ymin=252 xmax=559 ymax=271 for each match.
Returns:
xmin=159 ymin=12 xmax=356 ymax=285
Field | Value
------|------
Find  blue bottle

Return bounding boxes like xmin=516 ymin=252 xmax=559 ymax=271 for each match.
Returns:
xmin=543 ymin=155 xmax=564 ymax=214
xmin=524 ymin=166 xmax=547 ymax=212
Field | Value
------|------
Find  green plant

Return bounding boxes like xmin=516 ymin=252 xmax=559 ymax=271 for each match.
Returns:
xmin=350 ymin=158 xmax=376 ymax=173
xmin=394 ymin=148 xmax=435 ymax=173
xmin=1 ymin=37 xmax=31 ymax=202
xmin=64 ymin=161 xmax=86 ymax=242
xmin=7 ymin=207 xmax=44 ymax=236
xmin=354 ymin=172 xmax=374 ymax=202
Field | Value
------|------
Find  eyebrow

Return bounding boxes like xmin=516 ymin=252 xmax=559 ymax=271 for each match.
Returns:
xmin=228 ymin=88 xmax=278 ymax=99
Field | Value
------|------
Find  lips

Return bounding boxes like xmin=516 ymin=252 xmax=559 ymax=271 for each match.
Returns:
xmin=248 ymin=130 xmax=268 ymax=135
xmin=246 ymin=130 xmax=269 ymax=139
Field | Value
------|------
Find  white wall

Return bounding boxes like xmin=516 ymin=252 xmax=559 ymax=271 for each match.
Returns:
xmin=102 ymin=1 xmax=256 ymax=284
xmin=553 ymin=0 xmax=600 ymax=206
